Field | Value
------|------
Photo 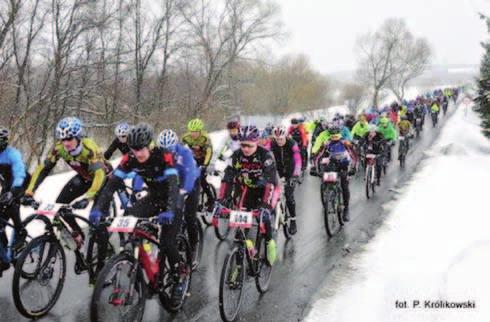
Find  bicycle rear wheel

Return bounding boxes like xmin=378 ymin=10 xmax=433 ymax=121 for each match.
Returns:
xmin=91 ymin=252 xmax=147 ymax=322
xmin=219 ymin=246 xmax=245 ymax=322
xmin=12 ymin=235 xmax=66 ymax=319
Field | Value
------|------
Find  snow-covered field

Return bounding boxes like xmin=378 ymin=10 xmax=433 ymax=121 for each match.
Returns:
xmin=305 ymin=102 xmax=490 ymax=321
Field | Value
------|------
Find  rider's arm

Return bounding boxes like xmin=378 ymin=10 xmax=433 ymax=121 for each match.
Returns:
xmin=203 ymin=134 xmax=213 ymax=166
xmin=260 ymin=152 xmax=278 ymax=207
xmin=85 ymin=142 xmax=107 ymax=199
xmin=8 ymin=148 xmax=27 ymax=189
xmin=219 ymin=152 xmax=239 ymax=200
xmin=26 ymin=145 xmax=59 ymax=195
xmin=292 ymin=142 xmax=302 ymax=175
xmin=179 ymin=145 xmax=199 ymax=193
xmin=104 ymin=138 xmax=119 ymax=160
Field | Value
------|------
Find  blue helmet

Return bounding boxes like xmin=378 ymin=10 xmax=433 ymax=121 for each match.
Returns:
xmin=114 ymin=122 xmax=130 ymax=137
xmin=56 ymin=117 xmax=83 ymax=140
xmin=157 ymin=129 xmax=179 ymax=150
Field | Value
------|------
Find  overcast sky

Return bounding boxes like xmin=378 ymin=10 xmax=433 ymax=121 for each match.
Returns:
xmin=274 ymin=0 xmax=490 ymax=74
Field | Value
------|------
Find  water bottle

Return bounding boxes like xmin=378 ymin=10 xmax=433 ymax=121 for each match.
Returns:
xmin=60 ymin=227 xmax=76 ymax=250
xmin=245 ymin=239 xmax=256 ymax=258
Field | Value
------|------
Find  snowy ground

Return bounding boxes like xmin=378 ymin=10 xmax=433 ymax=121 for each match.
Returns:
xmin=305 ymin=102 xmax=490 ymax=321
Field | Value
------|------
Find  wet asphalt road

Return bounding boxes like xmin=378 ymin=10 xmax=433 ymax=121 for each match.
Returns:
xmin=0 ymin=102 xmax=458 ymax=322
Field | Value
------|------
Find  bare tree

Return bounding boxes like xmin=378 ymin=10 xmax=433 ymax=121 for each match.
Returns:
xmin=179 ymin=0 xmax=282 ymax=116
xmin=341 ymin=82 xmax=367 ymax=115
xmin=388 ymin=36 xmax=431 ymax=102
xmin=356 ymin=18 xmax=417 ymax=106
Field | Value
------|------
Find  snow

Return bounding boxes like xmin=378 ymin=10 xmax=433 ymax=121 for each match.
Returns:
xmin=305 ymin=101 xmax=490 ymax=322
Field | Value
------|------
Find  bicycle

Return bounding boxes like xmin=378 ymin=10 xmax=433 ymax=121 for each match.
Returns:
xmin=317 ymin=154 xmax=344 ymax=237
xmin=431 ymin=111 xmax=438 ymax=127
xmin=90 ymin=215 xmax=192 ymax=322
xmin=274 ymin=178 xmax=294 ymax=240
xmin=197 ymin=169 xmax=217 ymax=227
xmin=365 ymin=153 xmax=378 ymax=199
xmin=414 ymin=117 xmax=422 ymax=138
xmin=12 ymin=199 xmax=121 ymax=319
xmin=217 ymin=196 xmax=273 ymax=322
xmin=398 ymin=135 xmax=410 ymax=169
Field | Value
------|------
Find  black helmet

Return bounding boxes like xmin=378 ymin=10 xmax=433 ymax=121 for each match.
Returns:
xmin=128 ymin=123 xmax=153 ymax=149
xmin=0 ymin=127 xmax=9 ymax=151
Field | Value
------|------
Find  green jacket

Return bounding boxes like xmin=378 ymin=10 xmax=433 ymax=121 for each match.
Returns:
xmin=351 ymin=121 xmax=369 ymax=138
xmin=311 ymin=130 xmax=331 ymax=155
xmin=377 ymin=123 xmax=397 ymax=141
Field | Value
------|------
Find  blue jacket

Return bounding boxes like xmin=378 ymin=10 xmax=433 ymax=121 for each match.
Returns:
xmin=0 ymin=147 xmax=27 ymax=188
xmin=173 ymin=144 xmax=200 ymax=193
xmin=326 ymin=141 xmax=351 ymax=167
xmin=341 ymin=127 xmax=353 ymax=141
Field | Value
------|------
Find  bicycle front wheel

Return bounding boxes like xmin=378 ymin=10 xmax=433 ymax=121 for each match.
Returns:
xmin=12 ymin=235 xmax=66 ymax=319
xmin=219 ymin=246 xmax=246 ymax=322
xmin=91 ymin=252 xmax=147 ymax=322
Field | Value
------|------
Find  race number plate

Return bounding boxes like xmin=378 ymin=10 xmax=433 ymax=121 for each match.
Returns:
xmin=365 ymin=154 xmax=376 ymax=159
xmin=229 ymin=211 xmax=253 ymax=229
xmin=108 ymin=216 xmax=139 ymax=233
xmin=35 ymin=203 xmax=62 ymax=216
xmin=399 ymin=136 xmax=405 ymax=141
xmin=323 ymin=172 xmax=338 ymax=183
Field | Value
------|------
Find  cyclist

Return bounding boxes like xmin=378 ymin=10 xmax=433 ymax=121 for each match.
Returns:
xmin=182 ymin=118 xmax=214 ymax=212
xmin=259 ymin=126 xmax=272 ymax=150
xmin=104 ymin=122 xmax=131 ymax=160
xmin=316 ymin=125 xmax=352 ymax=221
xmin=216 ymin=125 xmax=278 ymax=265
xmin=90 ymin=123 xmax=187 ymax=306
xmin=270 ymin=125 xmax=301 ymax=235
xmin=157 ymin=129 xmax=200 ymax=265
xmin=23 ymin=117 xmax=110 ymax=249
xmin=0 ymin=127 xmax=29 ymax=271
xmin=104 ymin=122 xmax=144 ymax=200
xmin=364 ymin=124 xmax=385 ymax=186
xmin=288 ymin=118 xmax=308 ymax=175
xmin=398 ymin=115 xmax=412 ymax=158
xmin=351 ymin=114 xmax=369 ymax=141
xmin=376 ymin=117 xmax=397 ymax=163
xmin=217 ymin=119 xmax=241 ymax=161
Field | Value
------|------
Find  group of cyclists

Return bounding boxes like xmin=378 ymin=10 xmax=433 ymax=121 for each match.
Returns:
xmin=0 ymin=86 xmax=461 ymax=320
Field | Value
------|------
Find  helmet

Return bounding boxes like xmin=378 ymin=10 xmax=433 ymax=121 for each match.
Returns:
xmin=239 ymin=125 xmax=259 ymax=142
xmin=56 ymin=117 xmax=83 ymax=140
xmin=291 ymin=118 xmax=299 ymax=125
xmin=114 ymin=122 xmax=130 ymax=137
xmin=272 ymin=125 xmax=287 ymax=138
xmin=128 ymin=123 xmax=153 ymax=149
xmin=261 ymin=127 xmax=272 ymax=139
xmin=333 ymin=119 xmax=344 ymax=128
xmin=226 ymin=120 xmax=240 ymax=130
xmin=187 ymin=118 xmax=204 ymax=132
xmin=0 ymin=127 xmax=9 ymax=151
xmin=368 ymin=124 xmax=378 ymax=133
xmin=298 ymin=116 xmax=305 ymax=123
xmin=157 ymin=129 xmax=178 ymax=149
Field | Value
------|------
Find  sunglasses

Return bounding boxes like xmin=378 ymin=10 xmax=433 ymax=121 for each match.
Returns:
xmin=240 ymin=143 xmax=256 ymax=149
xmin=118 ymin=135 xmax=127 ymax=140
